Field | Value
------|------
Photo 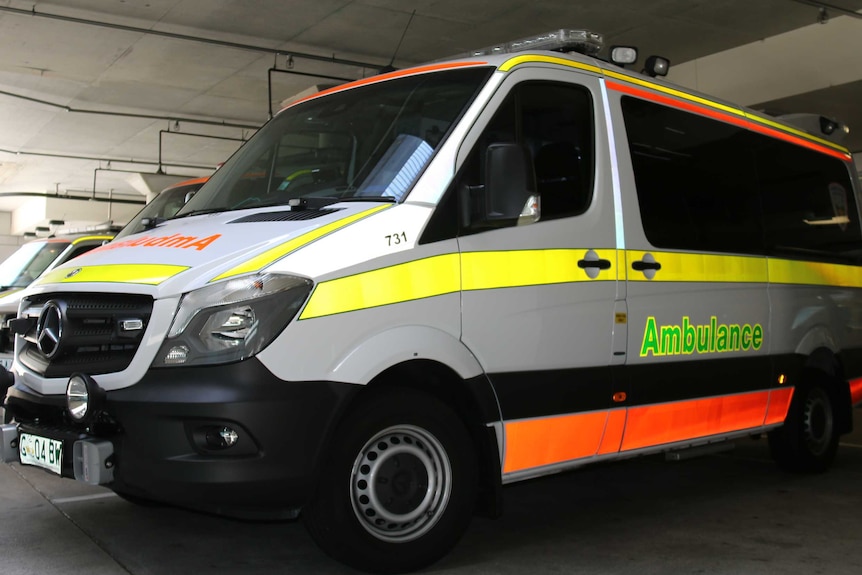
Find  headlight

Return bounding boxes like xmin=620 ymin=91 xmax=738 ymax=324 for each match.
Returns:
xmin=154 ymin=273 xmax=312 ymax=367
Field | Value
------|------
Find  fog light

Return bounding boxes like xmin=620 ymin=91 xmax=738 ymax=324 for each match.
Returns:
xmin=220 ymin=427 xmax=239 ymax=447
xmin=66 ymin=374 xmax=105 ymax=423
xmin=164 ymin=345 xmax=190 ymax=365
xmin=67 ymin=375 xmax=89 ymax=422
xmin=205 ymin=426 xmax=239 ymax=449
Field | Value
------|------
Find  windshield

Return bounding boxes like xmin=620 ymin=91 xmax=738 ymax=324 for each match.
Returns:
xmin=177 ymin=66 xmax=491 ymax=216
xmin=0 ymin=241 xmax=70 ymax=289
xmin=115 ymin=180 xmax=208 ymax=239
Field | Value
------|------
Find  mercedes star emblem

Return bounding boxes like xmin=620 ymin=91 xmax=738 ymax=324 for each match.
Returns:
xmin=36 ymin=301 xmax=63 ymax=358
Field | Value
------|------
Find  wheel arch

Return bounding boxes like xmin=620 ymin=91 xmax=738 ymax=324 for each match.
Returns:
xmin=367 ymin=359 xmax=504 ymax=519
xmin=312 ymin=357 xmax=504 ymax=519
xmin=327 ymin=325 xmax=485 ymax=385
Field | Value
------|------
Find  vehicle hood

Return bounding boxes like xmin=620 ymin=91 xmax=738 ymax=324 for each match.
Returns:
xmin=30 ymin=203 xmax=390 ymax=298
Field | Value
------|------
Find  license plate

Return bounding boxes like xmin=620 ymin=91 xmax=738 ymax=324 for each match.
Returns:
xmin=19 ymin=432 xmax=63 ymax=475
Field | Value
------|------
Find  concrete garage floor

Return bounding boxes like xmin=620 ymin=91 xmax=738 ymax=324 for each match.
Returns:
xmin=2 ymin=410 xmax=861 ymax=575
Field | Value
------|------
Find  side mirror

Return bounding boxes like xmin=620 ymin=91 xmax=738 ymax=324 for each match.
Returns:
xmin=485 ymin=143 xmax=536 ymax=222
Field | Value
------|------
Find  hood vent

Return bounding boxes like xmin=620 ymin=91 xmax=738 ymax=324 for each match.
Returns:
xmin=229 ymin=208 xmax=341 ymax=223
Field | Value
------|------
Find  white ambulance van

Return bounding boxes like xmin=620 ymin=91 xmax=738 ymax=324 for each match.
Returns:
xmin=3 ymin=30 xmax=862 ymax=573
xmin=0 ymin=230 xmax=117 ymax=367
xmin=0 ymin=177 xmax=207 ymax=372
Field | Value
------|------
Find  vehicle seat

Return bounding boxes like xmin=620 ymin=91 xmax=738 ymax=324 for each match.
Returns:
xmin=534 ymin=141 xmax=584 ymax=217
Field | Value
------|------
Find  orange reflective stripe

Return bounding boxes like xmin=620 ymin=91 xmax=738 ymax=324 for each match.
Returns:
xmin=850 ymin=377 xmax=862 ymax=406
xmin=764 ymin=387 xmax=795 ymax=425
xmin=597 ymin=409 xmax=627 ymax=455
xmin=607 ymin=80 xmax=851 ymax=161
xmin=503 ymin=411 xmax=608 ymax=473
xmin=620 ymin=391 xmax=771 ymax=451
xmin=285 ymin=61 xmax=488 ymax=109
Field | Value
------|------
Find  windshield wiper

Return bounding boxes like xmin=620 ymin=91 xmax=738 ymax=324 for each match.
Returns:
xmin=336 ymin=195 xmax=397 ymax=203
xmin=174 ymin=207 xmax=230 ymax=219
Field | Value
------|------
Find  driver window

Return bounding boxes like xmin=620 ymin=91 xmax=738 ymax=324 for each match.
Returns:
xmin=457 ymin=81 xmax=594 ymax=234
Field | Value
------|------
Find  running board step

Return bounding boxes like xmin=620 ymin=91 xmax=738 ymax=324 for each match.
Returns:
xmin=665 ymin=441 xmax=734 ymax=461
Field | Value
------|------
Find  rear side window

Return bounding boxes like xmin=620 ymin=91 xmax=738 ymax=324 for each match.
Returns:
xmin=621 ymin=96 xmax=762 ymax=255
xmin=621 ymin=95 xmax=861 ymax=262
xmin=754 ymin=137 xmax=862 ymax=263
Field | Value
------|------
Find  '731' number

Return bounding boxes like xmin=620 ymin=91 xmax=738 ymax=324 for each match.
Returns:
xmin=386 ymin=232 xmax=407 ymax=246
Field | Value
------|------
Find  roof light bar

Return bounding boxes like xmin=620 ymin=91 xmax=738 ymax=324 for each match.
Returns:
xmin=465 ymin=29 xmax=603 ymax=58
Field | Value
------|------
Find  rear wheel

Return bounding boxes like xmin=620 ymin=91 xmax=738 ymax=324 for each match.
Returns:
xmin=768 ymin=374 xmax=839 ymax=473
xmin=304 ymin=389 xmax=477 ymax=574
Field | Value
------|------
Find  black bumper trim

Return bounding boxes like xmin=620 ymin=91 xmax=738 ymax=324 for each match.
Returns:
xmin=7 ymin=358 xmax=360 ymax=519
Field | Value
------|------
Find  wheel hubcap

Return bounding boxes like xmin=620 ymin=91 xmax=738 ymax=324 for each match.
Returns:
xmin=802 ymin=387 xmax=833 ymax=456
xmin=350 ymin=425 xmax=452 ymax=542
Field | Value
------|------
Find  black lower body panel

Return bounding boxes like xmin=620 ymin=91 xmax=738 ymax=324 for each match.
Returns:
xmin=6 ymin=359 xmax=360 ymax=520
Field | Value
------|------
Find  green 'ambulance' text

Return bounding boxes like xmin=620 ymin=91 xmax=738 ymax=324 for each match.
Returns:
xmin=640 ymin=316 xmax=763 ymax=357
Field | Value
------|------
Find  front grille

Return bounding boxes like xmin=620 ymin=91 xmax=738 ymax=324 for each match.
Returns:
xmin=19 ymin=293 xmax=153 ymax=378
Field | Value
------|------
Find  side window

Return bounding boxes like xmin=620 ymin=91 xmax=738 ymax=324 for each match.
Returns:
xmin=456 ymin=81 xmax=594 ymax=234
xmin=621 ymin=96 xmax=763 ymax=254
xmin=62 ymin=244 xmax=101 ymax=264
xmin=754 ymin=136 xmax=862 ymax=263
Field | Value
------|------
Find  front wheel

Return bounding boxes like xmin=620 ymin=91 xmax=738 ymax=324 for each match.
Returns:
xmin=768 ymin=374 xmax=839 ymax=473
xmin=303 ymin=389 xmax=477 ymax=574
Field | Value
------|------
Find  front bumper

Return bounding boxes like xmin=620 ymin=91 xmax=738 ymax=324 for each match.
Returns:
xmin=4 ymin=358 xmax=359 ymax=519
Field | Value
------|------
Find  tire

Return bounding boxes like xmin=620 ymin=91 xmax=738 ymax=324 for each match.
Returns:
xmin=768 ymin=374 xmax=839 ymax=473
xmin=303 ymin=388 xmax=477 ymax=574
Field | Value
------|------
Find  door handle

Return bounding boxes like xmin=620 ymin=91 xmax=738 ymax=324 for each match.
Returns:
xmin=631 ymin=260 xmax=661 ymax=271
xmin=578 ymin=249 xmax=611 ymax=279
xmin=631 ymin=253 xmax=661 ymax=280
xmin=577 ymin=259 xmax=611 ymax=270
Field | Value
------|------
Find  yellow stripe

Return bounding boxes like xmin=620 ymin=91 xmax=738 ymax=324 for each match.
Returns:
xmin=210 ymin=204 xmax=391 ymax=282
xmin=70 ymin=235 xmax=114 ymax=245
xmin=499 ymin=55 xmax=601 ymax=74
xmin=768 ymin=259 xmax=862 ymax=288
xmin=462 ymin=248 xmax=615 ymax=289
xmin=498 ymin=56 xmax=849 ymax=156
xmin=603 ymin=69 xmax=850 ymax=155
xmin=300 ymin=248 xmax=616 ymax=320
xmin=299 ymin=247 xmax=862 ymax=320
xmin=602 ymin=69 xmax=744 ymax=117
xmin=35 ymin=264 xmax=189 ymax=286
xmin=626 ymin=251 xmax=768 ymax=283
xmin=743 ymin=111 xmax=850 ymax=154
xmin=299 ymin=254 xmax=461 ymax=319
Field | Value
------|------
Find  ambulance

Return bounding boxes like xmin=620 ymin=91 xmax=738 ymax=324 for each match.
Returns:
xmin=0 ymin=230 xmax=117 ymax=368
xmin=2 ymin=29 xmax=862 ymax=574
xmin=0 ymin=177 xmax=207 ymax=372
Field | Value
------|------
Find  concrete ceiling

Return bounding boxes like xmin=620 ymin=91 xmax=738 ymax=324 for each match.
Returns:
xmin=1 ymin=0 xmax=861 ymax=235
